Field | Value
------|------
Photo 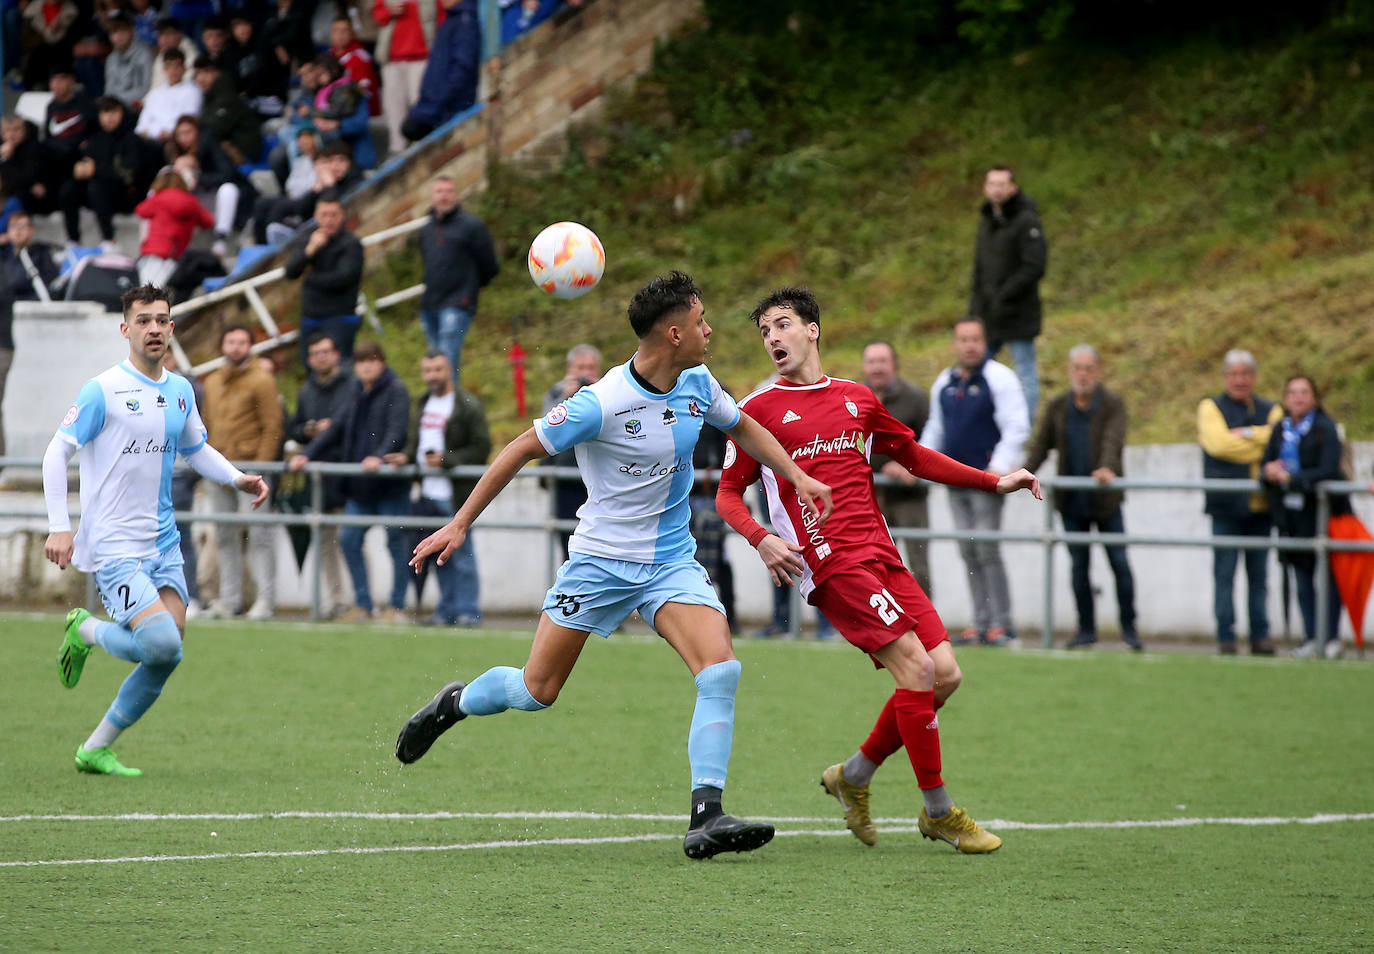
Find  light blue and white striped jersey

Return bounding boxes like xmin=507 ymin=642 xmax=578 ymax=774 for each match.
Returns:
xmin=534 ymin=359 xmax=740 ymax=564
xmin=57 ymin=361 xmax=208 ymax=571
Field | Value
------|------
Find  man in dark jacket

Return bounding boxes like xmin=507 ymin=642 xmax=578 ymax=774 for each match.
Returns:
xmin=385 ymin=351 xmax=491 ymax=625
xmin=38 ymin=67 xmax=97 ymax=196
xmin=2 ymin=210 xmax=59 ymax=301
xmin=283 ymin=190 xmax=364 ymax=365
xmin=253 ymin=141 xmax=362 ymax=245
xmin=863 ymin=340 xmax=932 ymax=596
xmin=285 ymin=333 xmax=358 ymax=616
xmin=417 ymin=176 xmax=499 ymax=383
xmin=193 ymin=56 xmax=263 ymax=166
xmin=969 ymin=164 xmax=1047 ymax=420
xmin=289 ymin=339 xmax=412 ymax=623
xmin=399 ymin=0 xmax=480 ymax=144
xmin=59 ymin=97 xmax=155 ymax=246
xmin=1197 ymin=349 xmax=1282 ymax=655
xmin=0 ymin=117 xmax=53 ymax=214
xmin=1024 ymin=345 xmax=1140 ymax=651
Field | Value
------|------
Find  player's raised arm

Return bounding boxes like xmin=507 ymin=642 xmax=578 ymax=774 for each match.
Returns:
xmin=724 ymin=410 xmax=833 ymax=525
xmin=411 ymin=426 xmax=548 ymax=570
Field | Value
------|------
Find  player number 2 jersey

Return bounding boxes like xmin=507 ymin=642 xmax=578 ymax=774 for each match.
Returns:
xmin=58 ymin=362 xmax=208 ymax=571
xmin=534 ymin=360 xmax=740 ymax=564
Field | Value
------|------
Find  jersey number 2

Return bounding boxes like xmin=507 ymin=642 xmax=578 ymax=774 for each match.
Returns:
xmin=869 ymin=588 xmax=905 ymax=626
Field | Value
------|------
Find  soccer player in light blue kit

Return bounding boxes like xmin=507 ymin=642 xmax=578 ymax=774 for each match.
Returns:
xmin=43 ymin=285 xmax=269 ymax=777
xmin=396 ymin=271 xmax=834 ymax=859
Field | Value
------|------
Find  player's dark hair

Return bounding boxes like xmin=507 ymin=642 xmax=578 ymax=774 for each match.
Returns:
xmin=748 ymin=286 xmax=820 ymax=330
xmin=954 ymin=315 xmax=986 ymax=335
xmin=220 ymin=322 xmax=252 ymax=345
xmin=354 ymin=340 xmax=386 ymax=363
xmin=121 ymin=284 xmax=171 ymax=316
xmin=627 ymin=270 xmax=701 ymax=339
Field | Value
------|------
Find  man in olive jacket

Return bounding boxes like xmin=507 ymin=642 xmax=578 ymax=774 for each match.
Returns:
xmin=969 ymin=164 xmax=1047 ymax=421
xmin=385 ymin=351 xmax=491 ymax=625
xmin=1024 ymin=345 xmax=1139 ymax=650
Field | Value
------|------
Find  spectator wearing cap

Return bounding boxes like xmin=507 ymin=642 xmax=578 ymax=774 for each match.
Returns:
xmin=150 ymin=16 xmax=201 ymax=90
xmin=283 ymin=190 xmax=364 ymax=364
xmin=328 ymin=17 xmax=380 ymax=116
xmin=104 ymin=14 xmax=154 ymax=109
xmin=370 ymin=0 xmax=439 ymax=157
xmin=193 ymin=56 xmax=263 ymax=166
xmin=135 ymin=48 xmax=202 ymax=142
xmin=19 ymin=0 xmax=79 ymax=90
xmin=399 ymin=0 xmax=480 ymax=146
xmin=61 ymin=97 xmax=154 ymax=248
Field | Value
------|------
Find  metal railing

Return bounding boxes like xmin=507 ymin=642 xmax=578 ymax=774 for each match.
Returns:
xmin=1 ymin=456 xmax=1370 ymax=648
xmin=170 ymin=216 xmax=431 ymax=378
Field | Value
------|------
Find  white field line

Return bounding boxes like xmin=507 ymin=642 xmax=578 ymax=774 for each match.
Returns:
xmin=2 ymin=810 xmax=1372 ymax=826
xmin=0 ymin=812 xmax=1370 ymax=869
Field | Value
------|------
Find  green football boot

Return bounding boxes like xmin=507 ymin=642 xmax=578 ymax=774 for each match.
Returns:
xmin=75 ymin=746 xmax=143 ymax=777
xmin=58 ymin=608 xmax=93 ymax=689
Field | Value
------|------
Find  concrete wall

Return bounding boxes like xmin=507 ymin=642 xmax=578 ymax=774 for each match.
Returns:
xmin=5 ymin=441 xmax=1373 ymax=637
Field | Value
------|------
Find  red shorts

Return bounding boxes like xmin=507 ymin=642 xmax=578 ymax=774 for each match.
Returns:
xmin=810 ymin=560 xmax=948 ymax=656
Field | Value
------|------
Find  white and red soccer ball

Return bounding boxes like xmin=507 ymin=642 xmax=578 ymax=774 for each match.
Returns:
xmin=527 ymin=222 xmax=605 ymax=299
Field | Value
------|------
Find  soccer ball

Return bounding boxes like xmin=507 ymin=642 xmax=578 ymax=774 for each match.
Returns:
xmin=527 ymin=222 xmax=605 ymax=299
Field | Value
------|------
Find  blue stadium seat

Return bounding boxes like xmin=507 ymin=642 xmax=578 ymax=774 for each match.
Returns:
xmin=201 ymin=244 xmax=277 ymax=291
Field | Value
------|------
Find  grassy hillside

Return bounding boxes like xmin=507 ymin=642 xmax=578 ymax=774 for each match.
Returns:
xmin=359 ymin=23 xmax=1374 ymax=446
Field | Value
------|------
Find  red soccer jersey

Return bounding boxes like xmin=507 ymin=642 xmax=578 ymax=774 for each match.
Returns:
xmin=717 ymin=376 xmax=998 ymax=597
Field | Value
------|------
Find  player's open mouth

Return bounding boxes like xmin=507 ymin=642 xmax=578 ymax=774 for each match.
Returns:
xmin=772 ymin=347 xmax=788 ymax=363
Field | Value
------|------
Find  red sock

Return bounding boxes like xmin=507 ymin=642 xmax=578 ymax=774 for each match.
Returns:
xmin=858 ymin=693 xmax=904 ymax=765
xmin=893 ymin=687 xmax=944 ymax=790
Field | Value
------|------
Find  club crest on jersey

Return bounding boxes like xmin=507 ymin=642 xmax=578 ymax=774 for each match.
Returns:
xmin=156 ymin=394 xmax=168 ymax=408
xmin=546 ymin=403 xmax=569 ymax=426
xmin=625 ymin=419 xmax=642 ymax=436
xmin=723 ymin=441 xmax=737 ymax=468
xmin=845 ymin=399 xmax=858 ymax=418
xmin=125 ymin=398 xmax=140 ymax=412
xmin=687 ymin=400 xmax=701 ymax=418
xmin=177 ymin=396 xmax=186 ymax=412
xmin=781 ymin=409 xmax=801 ymax=424
xmin=661 ymin=408 xmax=677 ymax=426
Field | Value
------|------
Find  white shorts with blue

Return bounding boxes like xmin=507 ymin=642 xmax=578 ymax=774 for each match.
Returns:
xmin=94 ymin=544 xmax=189 ymax=628
xmin=541 ymin=553 xmax=725 ymax=638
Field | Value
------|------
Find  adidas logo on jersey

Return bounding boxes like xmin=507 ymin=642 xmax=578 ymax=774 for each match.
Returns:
xmin=781 ymin=410 xmax=801 ymax=424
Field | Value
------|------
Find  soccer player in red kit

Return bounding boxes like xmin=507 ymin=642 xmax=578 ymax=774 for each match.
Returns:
xmin=716 ymin=287 xmax=1042 ymax=853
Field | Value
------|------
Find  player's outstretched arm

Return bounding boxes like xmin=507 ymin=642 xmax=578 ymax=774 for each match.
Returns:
xmin=725 ymin=411 xmax=833 ymax=525
xmin=184 ymin=443 xmax=269 ymax=508
xmin=42 ymin=433 xmax=76 ymax=569
xmin=412 ymin=427 xmax=547 ymax=571
xmin=995 ymin=468 xmax=1043 ymax=500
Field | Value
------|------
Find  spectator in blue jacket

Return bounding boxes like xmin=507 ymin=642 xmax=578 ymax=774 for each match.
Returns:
xmin=920 ymin=315 xmax=1030 ymax=646
xmin=289 ymin=339 xmax=413 ymax=624
xmin=399 ymin=0 xmax=480 ymax=146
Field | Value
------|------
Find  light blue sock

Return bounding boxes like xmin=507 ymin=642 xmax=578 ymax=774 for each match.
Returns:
xmin=458 ymin=666 xmax=549 ymax=716
xmin=103 ymin=612 xmax=183 ymax=729
xmin=688 ymin=659 xmax=741 ymax=790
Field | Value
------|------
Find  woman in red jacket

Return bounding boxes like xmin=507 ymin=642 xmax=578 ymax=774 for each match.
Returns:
xmin=134 ymin=167 xmax=215 ymax=287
